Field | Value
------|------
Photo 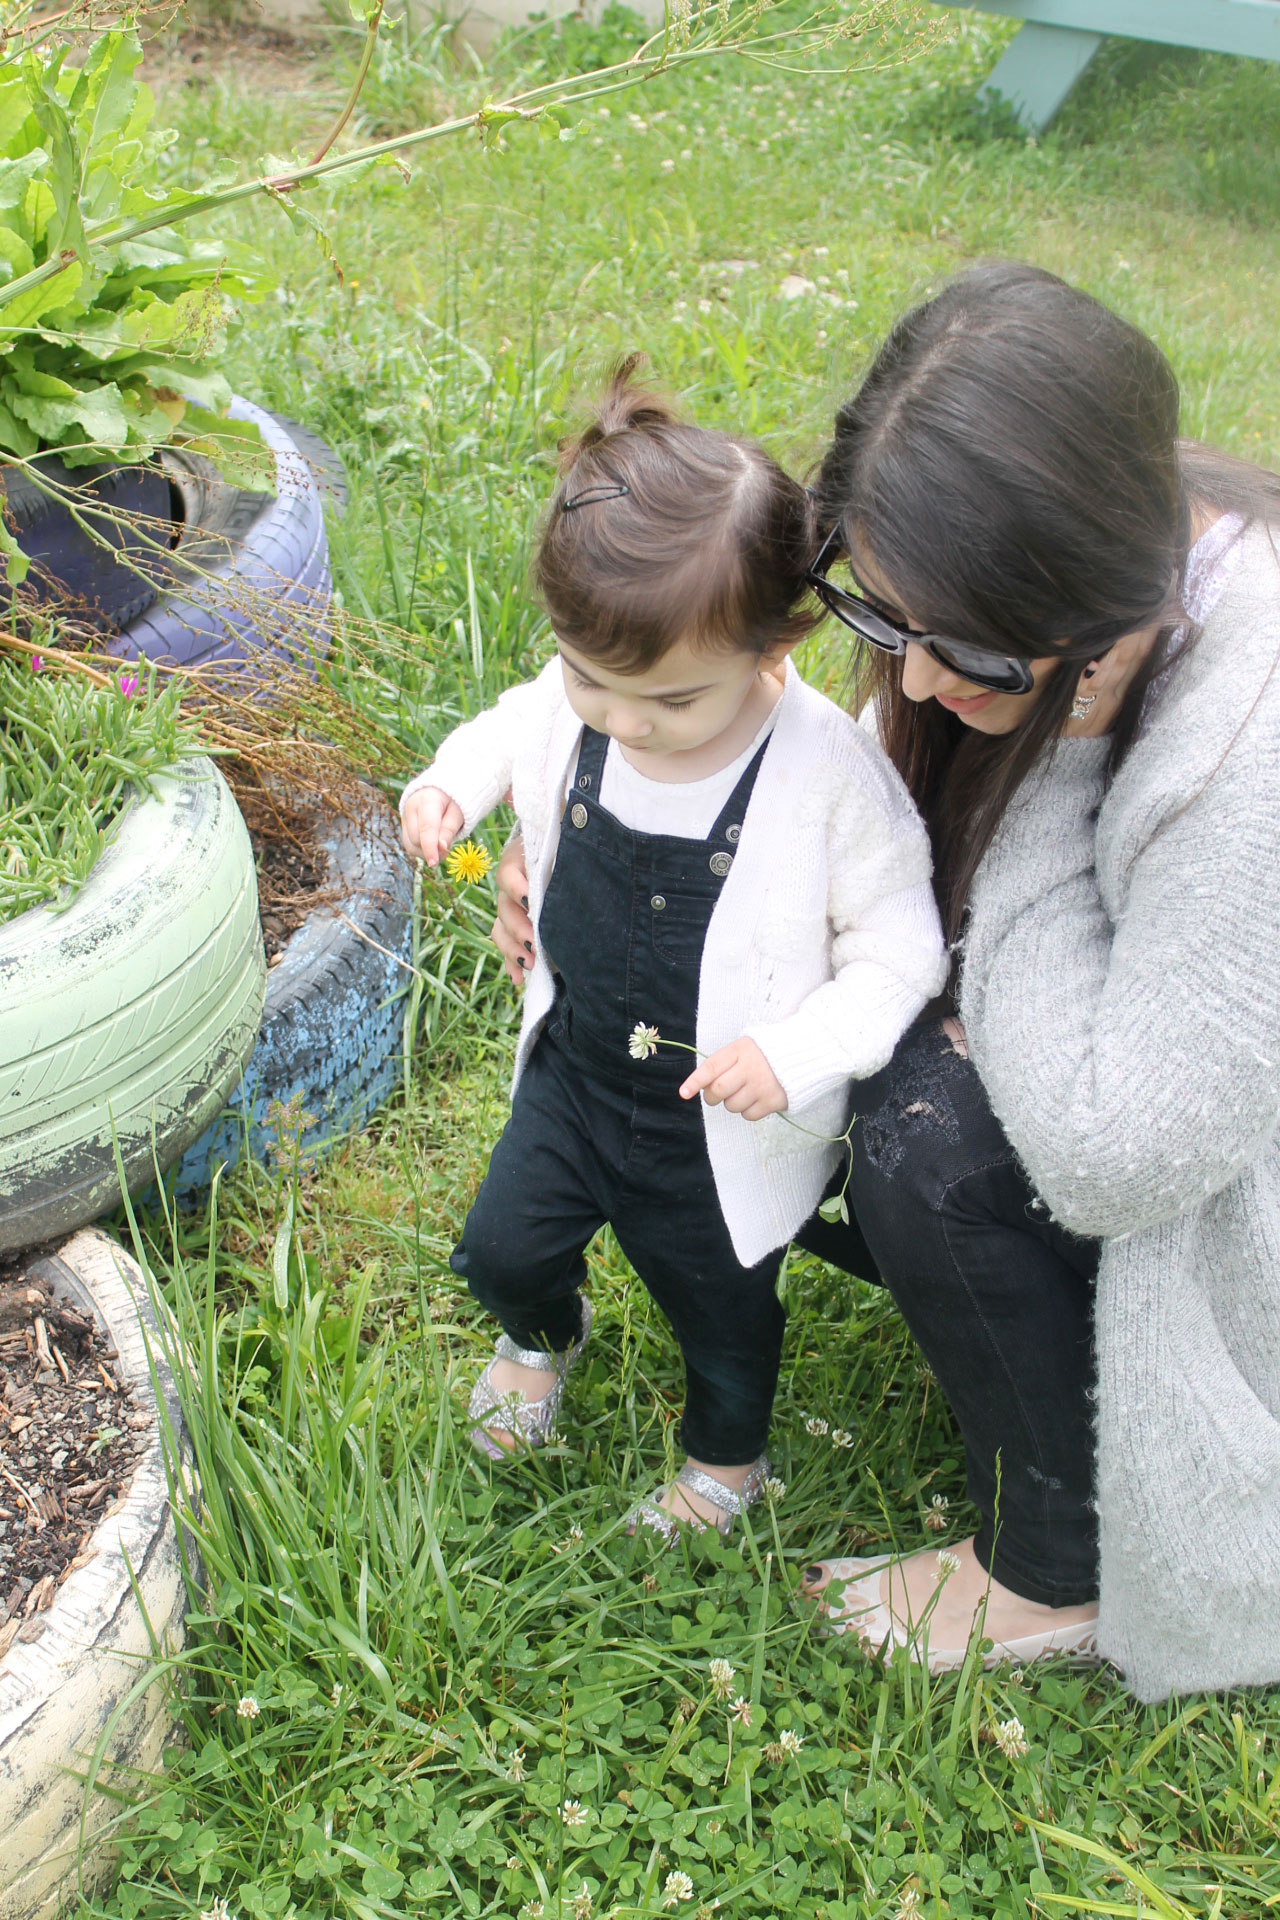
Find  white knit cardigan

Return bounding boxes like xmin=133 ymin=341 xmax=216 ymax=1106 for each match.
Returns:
xmin=404 ymin=659 xmax=947 ymax=1265
xmin=961 ymin=523 xmax=1280 ymax=1700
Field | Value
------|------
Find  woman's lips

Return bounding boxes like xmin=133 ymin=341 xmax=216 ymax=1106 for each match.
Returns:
xmin=936 ymin=689 xmax=999 ymax=715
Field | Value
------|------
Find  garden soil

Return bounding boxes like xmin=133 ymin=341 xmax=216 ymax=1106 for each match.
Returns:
xmin=0 ymin=1265 xmax=152 ymax=1659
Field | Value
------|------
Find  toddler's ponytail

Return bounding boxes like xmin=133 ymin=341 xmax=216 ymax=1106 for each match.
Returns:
xmin=537 ymin=357 xmax=819 ymax=672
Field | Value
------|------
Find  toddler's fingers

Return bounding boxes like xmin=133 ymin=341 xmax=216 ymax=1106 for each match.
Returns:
xmin=679 ymin=1049 xmax=731 ymax=1101
xmin=440 ymin=799 xmax=465 ymax=852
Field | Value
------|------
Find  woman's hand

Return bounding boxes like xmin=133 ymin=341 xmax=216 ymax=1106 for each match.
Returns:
xmin=680 ymin=1038 xmax=788 ymax=1121
xmin=401 ymin=785 xmax=464 ymax=865
xmin=492 ymin=832 xmax=535 ymax=988
xmin=1062 ymin=624 xmax=1161 ymax=738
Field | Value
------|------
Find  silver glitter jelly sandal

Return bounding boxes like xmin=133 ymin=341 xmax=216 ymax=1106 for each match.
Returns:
xmin=468 ymin=1298 xmax=594 ymax=1462
xmin=627 ymin=1454 xmax=772 ymax=1544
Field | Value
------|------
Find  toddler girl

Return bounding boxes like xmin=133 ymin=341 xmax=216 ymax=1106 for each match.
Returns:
xmin=400 ymin=363 xmax=946 ymax=1538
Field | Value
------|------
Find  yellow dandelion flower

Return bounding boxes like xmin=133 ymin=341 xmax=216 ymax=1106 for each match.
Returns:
xmin=445 ymin=839 xmax=492 ymax=885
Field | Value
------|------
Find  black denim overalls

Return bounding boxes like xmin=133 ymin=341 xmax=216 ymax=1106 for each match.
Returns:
xmin=451 ymin=725 xmax=787 ymax=1466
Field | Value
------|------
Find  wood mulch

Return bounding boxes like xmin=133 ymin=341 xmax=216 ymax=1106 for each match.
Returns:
xmin=0 ymin=1267 xmax=152 ymax=1661
xmin=232 ymin=775 xmax=341 ymax=965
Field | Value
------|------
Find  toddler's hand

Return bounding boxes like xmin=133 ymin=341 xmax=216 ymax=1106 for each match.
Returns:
xmin=680 ymin=1037 xmax=788 ymax=1121
xmin=400 ymin=785 xmax=464 ymax=866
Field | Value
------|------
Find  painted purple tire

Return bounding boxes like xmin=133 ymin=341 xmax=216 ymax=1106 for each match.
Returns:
xmin=109 ymin=397 xmax=332 ymax=673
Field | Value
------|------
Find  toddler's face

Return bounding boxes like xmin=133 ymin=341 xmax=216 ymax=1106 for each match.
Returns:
xmin=556 ymin=635 xmax=775 ymax=760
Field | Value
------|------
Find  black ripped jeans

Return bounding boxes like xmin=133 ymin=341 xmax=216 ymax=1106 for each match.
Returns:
xmin=795 ymin=1018 xmax=1101 ymax=1608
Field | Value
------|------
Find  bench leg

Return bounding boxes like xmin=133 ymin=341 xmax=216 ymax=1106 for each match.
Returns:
xmin=979 ymin=21 xmax=1104 ymax=133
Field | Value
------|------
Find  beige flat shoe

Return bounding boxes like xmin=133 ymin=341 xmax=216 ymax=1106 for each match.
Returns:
xmin=805 ymin=1555 xmax=1101 ymax=1674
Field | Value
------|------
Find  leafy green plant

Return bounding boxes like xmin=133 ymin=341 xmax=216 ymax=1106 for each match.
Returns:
xmin=0 ymin=33 xmax=270 ymax=474
xmin=0 ymin=645 xmax=198 ymax=922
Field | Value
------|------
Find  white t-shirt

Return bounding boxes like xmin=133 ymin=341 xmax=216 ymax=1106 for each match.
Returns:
xmin=598 ymin=707 xmax=780 ymax=838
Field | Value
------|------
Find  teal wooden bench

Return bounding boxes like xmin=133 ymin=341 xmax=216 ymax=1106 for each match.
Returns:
xmin=932 ymin=1 xmax=1280 ymax=131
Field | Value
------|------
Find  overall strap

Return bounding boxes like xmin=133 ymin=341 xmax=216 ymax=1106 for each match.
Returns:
xmin=707 ymin=733 xmax=772 ymax=849
xmin=570 ymin=725 xmax=609 ymax=794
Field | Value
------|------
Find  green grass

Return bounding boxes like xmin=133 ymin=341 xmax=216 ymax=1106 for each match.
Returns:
xmin=0 ymin=655 xmax=196 ymax=923
xmin=87 ymin=12 xmax=1280 ymax=1918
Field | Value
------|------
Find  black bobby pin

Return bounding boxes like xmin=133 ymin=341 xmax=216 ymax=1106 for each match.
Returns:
xmin=561 ymin=484 xmax=631 ymax=511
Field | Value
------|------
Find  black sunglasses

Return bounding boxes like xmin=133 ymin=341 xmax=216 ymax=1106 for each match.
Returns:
xmin=804 ymin=527 xmax=1036 ymax=697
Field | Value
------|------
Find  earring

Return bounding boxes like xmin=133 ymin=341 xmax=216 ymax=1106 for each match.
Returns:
xmin=1070 ymin=693 xmax=1098 ymax=721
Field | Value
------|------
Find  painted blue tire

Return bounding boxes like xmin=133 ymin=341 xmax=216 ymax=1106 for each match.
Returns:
xmin=109 ymin=397 xmax=332 ymax=673
xmin=1 ymin=455 xmax=172 ymax=632
xmin=171 ymin=790 xmax=412 ymax=1195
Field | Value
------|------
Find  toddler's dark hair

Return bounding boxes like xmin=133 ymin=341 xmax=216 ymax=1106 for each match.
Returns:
xmin=535 ymin=356 xmax=820 ymax=672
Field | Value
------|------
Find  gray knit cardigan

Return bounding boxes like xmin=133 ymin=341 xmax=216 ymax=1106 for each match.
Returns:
xmin=960 ymin=522 xmax=1280 ymax=1701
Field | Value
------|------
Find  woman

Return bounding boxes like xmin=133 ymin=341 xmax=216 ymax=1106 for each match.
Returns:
xmin=490 ymin=263 xmax=1280 ymax=1701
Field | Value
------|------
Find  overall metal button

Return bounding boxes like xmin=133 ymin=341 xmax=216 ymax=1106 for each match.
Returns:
xmin=651 ymin=894 xmax=666 ymax=911
xmin=709 ymin=851 xmax=733 ymax=878
xmin=578 ymin=774 xmax=591 ymax=790
xmin=725 ymin=823 xmax=741 ymax=843
xmin=570 ymin=802 xmax=588 ymax=829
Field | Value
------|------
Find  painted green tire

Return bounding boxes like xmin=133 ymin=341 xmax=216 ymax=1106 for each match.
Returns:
xmin=0 ymin=757 xmax=266 ymax=1253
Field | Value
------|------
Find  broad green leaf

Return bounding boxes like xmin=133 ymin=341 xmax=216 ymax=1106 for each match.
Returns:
xmin=0 ymin=398 xmax=38 ymax=458
xmin=66 ymin=30 xmax=140 ymax=155
xmin=176 ymin=406 xmax=276 ymax=493
xmin=9 ymin=378 xmax=130 ymax=451
xmin=0 ymin=152 xmax=48 ymax=216
xmin=125 ymin=362 xmax=233 ymax=412
xmin=0 ymin=77 xmax=35 ymax=158
xmin=0 ymin=260 xmax=84 ymax=330
xmin=0 ymin=506 xmax=31 ymax=582
xmin=28 ymin=86 xmax=86 ymax=264
xmin=10 ymin=364 xmax=78 ymax=399
xmin=0 ymin=226 xmax=33 ymax=284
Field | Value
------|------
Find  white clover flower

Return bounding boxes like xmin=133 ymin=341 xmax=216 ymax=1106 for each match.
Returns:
xmin=830 ymin=1428 xmax=854 ymax=1449
xmin=571 ymin=1888 xmax=594 ymax=1920
xmin=660 ymin=159 xmax=675 ymax=173
xmin=561 ymin=1798 xmax=588 ymax=1827
xmin=552 ymin=1523 xmax=585 ymax=1555
xmin=778 ymin=1727 xmax=804 ymax=1755
xmin=763 ymin=1477 xmax=786 ymax=1501
xmin=330 ymin=1681 xmax=344 ymax=1706
xmin=934 ymin=1550 xmax=962 ymax=1583
xmin=663 ymin=1870 xmax=695 ymax=1906
xmin=804 ymin=1415 xmax=829 ymax=1437
xmin=994 ymin=1716 xmax=1029 ymax=1759
xmin=519 ymin=1903 xmax=544 ymax=1919
xmin=629 ymin=1022 xmax=661 ymax=1061
xmin=728 ymin=1695 xmax=753 ymax=1727
xmin=236 ymin=1695 xmax=260 ymax=1720
xmin=896 ymin=1888 xmax=923 ymax=1919
xmin=505 ymin=1745 xmax=527 ymax=1782
xmin=708 ymin=1657 xmax=735 ymax=1698
xmin=924 ymin=1494 xmax=950 ymax=1532
xmin=198 ymin=1900 xmax=235 ymax=1920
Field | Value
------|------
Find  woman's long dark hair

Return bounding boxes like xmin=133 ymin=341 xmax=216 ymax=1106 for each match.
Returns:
xmin=815 ymin=261 xmax=1280 ymax=939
